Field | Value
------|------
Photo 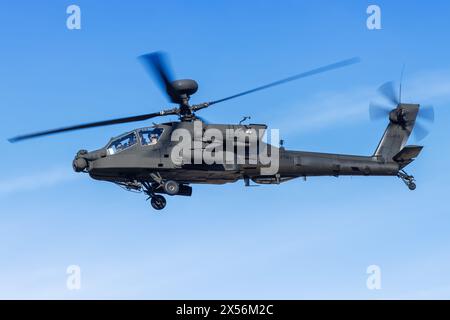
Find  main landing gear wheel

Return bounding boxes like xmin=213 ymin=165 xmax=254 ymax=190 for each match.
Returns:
xmin=142 ymin=180 xmax=169 ymax=210
xmin=150 ymin=194 xmax=167 ymax=210
xmin=164 ymin=180 xmax=179 ymax=195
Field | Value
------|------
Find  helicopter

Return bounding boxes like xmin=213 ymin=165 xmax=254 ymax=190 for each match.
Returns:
xmin=9 ymin=52 xmax=434 ymax=210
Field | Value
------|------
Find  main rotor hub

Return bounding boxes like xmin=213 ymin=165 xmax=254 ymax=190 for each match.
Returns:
xmin=169 ymin=79 xmax=199 ymax=119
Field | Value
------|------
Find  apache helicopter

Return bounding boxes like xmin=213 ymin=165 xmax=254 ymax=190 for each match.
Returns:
xmin=9 ymin=52 xmax=434 ymax=210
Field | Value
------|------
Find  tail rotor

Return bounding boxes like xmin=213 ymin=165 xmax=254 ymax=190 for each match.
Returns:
xmin=369 ymin=80 xmax=434 ymax=141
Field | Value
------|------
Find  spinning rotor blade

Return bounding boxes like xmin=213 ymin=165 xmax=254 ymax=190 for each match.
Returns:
xmin=413 ymin=122 xmax=430 ymax=141
xmin=205 ymin=57 xmax=361 ymax=106
xmin=10 ymin=54 xmax=361 ymax=143
xmin=369 ymin=102 xmax=391 ymax=121
xmin=8 ymin=109 xmax=178 ymax=143
xmin=418 ymin=105 xmax=434 ymax=123
xmin=378 ymin=81 xmax=399 ymax=105
xmin=139 ymin=51 xmax=181 ymax=103
xmin=412 ymin=106 xmax=434 ymax=142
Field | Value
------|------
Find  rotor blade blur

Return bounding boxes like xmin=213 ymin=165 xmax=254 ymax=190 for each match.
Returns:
xmin=207 ymin=57 xmax=361 ymax=106
xmin=378 ymin=81 xmax=399 ymax=105
xmin=139 ymin=52 xmax=180 ymax=103
xmin=413 ymin=121 xmax=430 ymax=141
xmin=8 ymin=111 xmax=172 ymax=143
xmin=418 ymin=105 xmax=435 ymax=123
xmin=369 ymin=102 xmax=391 ymax=121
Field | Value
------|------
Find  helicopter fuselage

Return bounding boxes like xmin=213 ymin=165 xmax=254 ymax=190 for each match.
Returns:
xmin=74 ymin=120 xmax=401 ymax=189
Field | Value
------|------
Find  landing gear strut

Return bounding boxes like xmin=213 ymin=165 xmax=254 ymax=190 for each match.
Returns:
xmin=140 ymin=175 xmax=188 ymax=210
xmin=142 ymin=181 xmax=167 ymax=210
xmin=397 ymin=170 xmax=416 ymax=191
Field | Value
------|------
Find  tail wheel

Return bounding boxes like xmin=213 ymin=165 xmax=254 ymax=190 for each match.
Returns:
xmin=164 ymin=180 xmax=179 ymax=195
xmin=150 ymin=195 xmax=166 ymax=210
xmin=398 ymin=170 xmax=417 ymax=191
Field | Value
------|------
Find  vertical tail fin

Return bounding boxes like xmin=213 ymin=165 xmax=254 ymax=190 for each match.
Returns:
xmin=374 ymin=104 xmax=420 ymax=161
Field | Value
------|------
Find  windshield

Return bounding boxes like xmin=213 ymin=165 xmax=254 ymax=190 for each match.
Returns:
xmin=139 ymin=128 xmax=163 ymax=146
xmin=107 ymin=132 xmax=137 ymax=155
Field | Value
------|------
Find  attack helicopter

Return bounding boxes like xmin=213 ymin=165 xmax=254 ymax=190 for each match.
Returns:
xmin=9 ymin=52 xmax=434 ymax=210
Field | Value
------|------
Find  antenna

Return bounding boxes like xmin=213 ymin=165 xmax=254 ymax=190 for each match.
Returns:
xmin=239 ymin=116 xmax=251 ymax=125
xmin=399 ymin=64 xmax=405 ymax=104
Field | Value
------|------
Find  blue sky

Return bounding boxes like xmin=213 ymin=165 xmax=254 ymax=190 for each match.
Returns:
xmin=1 ymin=0 xmax=450 ymax=299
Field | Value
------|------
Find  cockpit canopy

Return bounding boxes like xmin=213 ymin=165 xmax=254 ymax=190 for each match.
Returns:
xmin=106 ymin=127 xmax=164 ymax=155
xmin=139 ymin=128 xmax=163 ymax=146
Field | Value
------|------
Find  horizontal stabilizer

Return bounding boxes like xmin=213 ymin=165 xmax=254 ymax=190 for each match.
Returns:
xmin=393 ymin=145 xmax=423 ymax=168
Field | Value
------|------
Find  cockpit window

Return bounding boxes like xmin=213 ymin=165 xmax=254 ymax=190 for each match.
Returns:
xmin=139 ymin=128 xmax=164 ymax=146
xmin=107 ymin=132 xmax=137 ymax=155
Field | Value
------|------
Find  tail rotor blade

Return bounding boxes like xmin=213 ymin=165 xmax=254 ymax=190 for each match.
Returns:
xmin=413 ymin=106 xmax=434 ymax=141
xmin=369 ymin=102 xmax=391 ymax=121
xmin=418 ymin=105 xmax=434 ymax=123
xmin=413 ymin=121 xmax=430 ymax=141
xmin=378 ymin=81 xmax=399 ymax=105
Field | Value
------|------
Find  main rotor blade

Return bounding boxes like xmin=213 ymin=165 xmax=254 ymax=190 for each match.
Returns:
xmin=206 ymin=57 xmax=361 ymax=106
xmin=139 ymin=52 xmax=180 ymax=103
xmin=194 ymin=115 xmax=210 ymax=125
xmin=8 ymin=110 xmax=177 ymax=143
xmin=378 ymin=81 xmax=399 ymax=105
